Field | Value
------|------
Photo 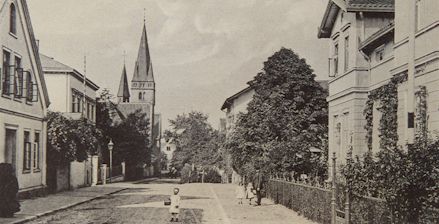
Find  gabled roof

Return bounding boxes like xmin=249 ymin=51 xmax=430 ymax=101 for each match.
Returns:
xmin=40 ymin=54 xmax=100 ymax=91
xmin=318 ymin=0 xmax=394 ymax=38
xmin=221 ymin=86 xmax=253 ymax=111
xmin=115 ymin=103 xmax=151 ymax=120
xmin=117 ymin=64 xmax=130 ymax=99
xmin=20 ymin=0 xmax=50 ymax=107
xmin=132 ymin=24 xmax=154 ymax=83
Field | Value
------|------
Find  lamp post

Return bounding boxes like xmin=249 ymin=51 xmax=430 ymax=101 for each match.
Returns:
xmin=108 ymin=139 xmax=114 ymax=183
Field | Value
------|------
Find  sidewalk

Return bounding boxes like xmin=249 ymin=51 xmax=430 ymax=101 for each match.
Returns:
xmin=0 ymin=185 xmax=126 ymax=224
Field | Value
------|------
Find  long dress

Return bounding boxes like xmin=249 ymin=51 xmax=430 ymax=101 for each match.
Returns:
xmin=246 ymin=183 xmax=254 ymax=199
xmin=169 ymin=195 xmax=181 ymax=214
xmin=235 ymin=185 xmax=245 ymax=199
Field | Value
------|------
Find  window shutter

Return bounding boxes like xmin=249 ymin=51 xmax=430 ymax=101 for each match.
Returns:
xmin=32 ymin=83 xmax=38 ymax=102
xmin=8 ymin=65 xmax=15 ymax=95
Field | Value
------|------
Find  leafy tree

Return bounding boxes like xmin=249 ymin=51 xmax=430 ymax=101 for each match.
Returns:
xmin=111 ymin=109 xmax=150 ymax=179
xmin=46 ymin=111 xmax=102 ymax=165
xmin=228 ymin=48 xmax=328 ymax=179
xmin=165 ymin=111 xmax=223 ymax=171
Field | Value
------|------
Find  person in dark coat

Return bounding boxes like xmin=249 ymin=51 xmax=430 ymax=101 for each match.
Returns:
xmin=0 ymin=163 xmax=20 ymax=217
xmin=253 ymin=169 xmax=264 ymax=206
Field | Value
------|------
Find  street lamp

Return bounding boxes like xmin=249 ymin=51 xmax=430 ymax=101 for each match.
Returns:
xmin=108 ymin=139 xmax=114 ymax=183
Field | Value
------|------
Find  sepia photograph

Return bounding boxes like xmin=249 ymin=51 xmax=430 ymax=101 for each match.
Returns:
xmin=0 ymin=0 xmax=438 ymax=223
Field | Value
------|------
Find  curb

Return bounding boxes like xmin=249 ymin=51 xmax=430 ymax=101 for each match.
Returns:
xmin=11 ymin=188 xmax=127 ymax=224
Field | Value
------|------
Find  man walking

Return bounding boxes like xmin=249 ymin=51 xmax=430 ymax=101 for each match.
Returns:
xmin=253 ymin=169 xmax=264 ymax=206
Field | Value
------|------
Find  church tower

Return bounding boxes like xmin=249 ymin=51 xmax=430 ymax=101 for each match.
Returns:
xmin=131 ymin=23 xmax=155 ymax=106
xmin=117 ymin=64 xmax=130 ymax=103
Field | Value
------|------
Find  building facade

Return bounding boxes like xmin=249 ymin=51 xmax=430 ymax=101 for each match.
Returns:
xmin=40 ymin=54 xmax=99 ymax=122
xmin=318 ymin=0 xmax=439 ymax=167
xmin=0 ymin=0 xmax=51 ymax=196
xmin=39 ymin=54 xmax=100 ymax=191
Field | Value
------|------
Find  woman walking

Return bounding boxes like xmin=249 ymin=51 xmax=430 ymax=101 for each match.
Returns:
xmin=0 ymin=163 xmax=20 ymax=218
xmin=169 ymin=187 xmax=181 ymax=222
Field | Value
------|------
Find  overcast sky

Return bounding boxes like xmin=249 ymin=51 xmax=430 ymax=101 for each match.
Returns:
xmin=27 ymin=0 xmax=329 ymax=130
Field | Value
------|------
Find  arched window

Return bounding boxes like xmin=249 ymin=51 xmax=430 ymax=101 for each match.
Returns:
xmin=10 ymin=4 xmax=16 ymax=34
xmin=138 ymin=92 xmax=142 ymax=100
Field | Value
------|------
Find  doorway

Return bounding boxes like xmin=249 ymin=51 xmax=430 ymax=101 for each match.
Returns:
xmin=5 ymin=128 xmax=17 ymax=174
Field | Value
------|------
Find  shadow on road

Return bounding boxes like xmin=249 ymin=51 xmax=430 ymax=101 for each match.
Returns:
xmin=135 ymin=178 xmax=181 ymax=185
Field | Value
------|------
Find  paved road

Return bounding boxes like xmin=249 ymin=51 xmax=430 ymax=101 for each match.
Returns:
xmin=26 ymin=179 xmax=315 ymax=224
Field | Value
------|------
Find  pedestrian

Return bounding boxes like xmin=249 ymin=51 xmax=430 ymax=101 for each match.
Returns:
xmin=0 ymin=163 xmax=20 ymax=218
xmin=235 ymin=181 xmax=246 ymax=204
xmin=253 ymin=169 xmax=264 ymax=206
xmin=246 ymin=182 xmax=254 ymax=205
xmin=169 ymin=187 xmax=181 ymax=222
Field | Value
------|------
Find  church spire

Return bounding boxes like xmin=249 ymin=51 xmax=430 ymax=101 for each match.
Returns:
xmin=117 ymin=64 xmax=130 ymax=103
xmin=132 ymin=23 xmax=154 ymax=82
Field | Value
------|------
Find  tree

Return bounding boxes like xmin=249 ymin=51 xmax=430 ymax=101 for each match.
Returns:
xmin=111 ymin=109 xmax=150 ymax=180
xmin=228 ymin=48 xmax=328 ymax=179
xmin=46 ymin=111 xmax=102 ymax=165
xmin=165 ymin=111 xmax=223 ymax=171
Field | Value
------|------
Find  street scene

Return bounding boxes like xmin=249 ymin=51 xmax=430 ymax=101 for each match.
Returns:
xmin=0 ymin=0 xmax=439 ymax=223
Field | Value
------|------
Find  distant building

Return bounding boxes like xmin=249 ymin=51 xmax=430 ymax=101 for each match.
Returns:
xmin=40 ymin=54 xmax=100 ymax=192
xmin=0 ymin=0 xmax=51 ymax=197
xmin=318 ymin=0 xmax=439 ymax=167
xmin=40 ymin=54 xmax=99 ymax=122
xmin=161 ymin=138 xmax=176 ymax=170
xmin=221 ymin=86 xmax=255 ymax=134
xmin=113 ymin=21 xmax=161 ymax=177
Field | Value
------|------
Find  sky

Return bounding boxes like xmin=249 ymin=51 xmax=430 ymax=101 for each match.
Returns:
xmin=27 ymin=0 xmax=329 ymax=130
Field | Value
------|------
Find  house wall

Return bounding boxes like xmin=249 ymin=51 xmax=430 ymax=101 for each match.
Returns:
xmin=393 ymin=0 xmax=439 ymax=144
xmin=225 ymin=88 xmax=255 ymax=131
xmin=44 ymin=73 xmax=68 ymax=112
xmin=0 ymin=0 xmax=48 ymax=193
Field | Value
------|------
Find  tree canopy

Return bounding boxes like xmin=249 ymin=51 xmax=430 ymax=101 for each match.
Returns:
xmin=165 ymin=111 xmax=224 ymax=170
xmin=227 ymin=48 xmax=328 ymax=178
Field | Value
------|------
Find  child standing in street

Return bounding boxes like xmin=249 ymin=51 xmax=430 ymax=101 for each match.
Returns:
xmin=246 ymin=182 xmax=255 ymax=205
xmin=169 ymin=188 xmax=181 ymax=222
xmin=235 ymin=182 xmax=246 ymax=204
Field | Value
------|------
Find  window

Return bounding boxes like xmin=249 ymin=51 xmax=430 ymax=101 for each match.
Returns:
xmin=33 ymin=132 xmax=40 ymax=170
xmin=415 ymin=0 xmax=421 ymax=31
xmin=138 ymin=92 xmax=142 ymax=100
xmin=25 ymin=71 xmax=33 ymax=102
xmin=333 ymin=43 xmax=339 ymax=75
xmin=23 ymin=131 xmax=31 ymax=172
xmin=14 ymin=57 xmax=23 ymax=97
xmin=375 ymin=47 xmax=385 ymax=62
xmin=2 ymin=50 xmax=11 ymax=95
xmin=72 ymin=93 xmax=77 ymax=112
xmin=9 ymin=4 xmax=16 ymax=35
xmin=344 ymin=36 xmax=349 ymax=72
xmin=166 ymin=146 xmax=171 ymax=151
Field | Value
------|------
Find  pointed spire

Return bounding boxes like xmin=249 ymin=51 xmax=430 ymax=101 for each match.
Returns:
xmin=132 ymin=22 xmax=154 ymax=83
xmin=117 ymin=64 xmax=130 ymax=102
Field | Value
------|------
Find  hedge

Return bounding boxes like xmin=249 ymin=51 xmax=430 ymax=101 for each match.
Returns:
xmin=266 ymin=179 xmax=331 ymax=224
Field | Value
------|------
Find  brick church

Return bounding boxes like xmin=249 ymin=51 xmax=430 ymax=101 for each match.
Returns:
xmin=115 ymin=21 xmax=161 ymax=176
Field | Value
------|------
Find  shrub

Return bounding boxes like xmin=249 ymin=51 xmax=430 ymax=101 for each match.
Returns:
xmin=266 ymin=179 xmax=331 ymax=224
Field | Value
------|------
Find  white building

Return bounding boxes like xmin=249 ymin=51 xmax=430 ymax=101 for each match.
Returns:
xmin=40 ymin=54 xmax=100 ymax=192
xmin=0 ymin=0 xmax=51 ymax=197
xmin=161 ymin=138 xmax=176 ymax=170
xmin=318 ymin=0 xmax=439 ymax=167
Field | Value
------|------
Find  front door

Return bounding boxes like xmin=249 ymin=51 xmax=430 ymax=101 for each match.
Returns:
xmin=5 ymin=129 xmax=17 ymax=174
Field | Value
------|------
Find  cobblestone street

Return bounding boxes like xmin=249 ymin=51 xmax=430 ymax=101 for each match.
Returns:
xmin=24 ymin=179 xmax=315 ymax=224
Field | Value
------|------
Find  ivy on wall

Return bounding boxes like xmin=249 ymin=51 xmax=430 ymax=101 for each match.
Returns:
xmin=363 ymin=73 xmax=407 ymax=151
xmin=415 ymin=85 xmax=427 ymax=140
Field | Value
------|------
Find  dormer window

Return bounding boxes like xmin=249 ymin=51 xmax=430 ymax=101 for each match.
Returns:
xmin=10 ymin=4 xmax=16 ymax=35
